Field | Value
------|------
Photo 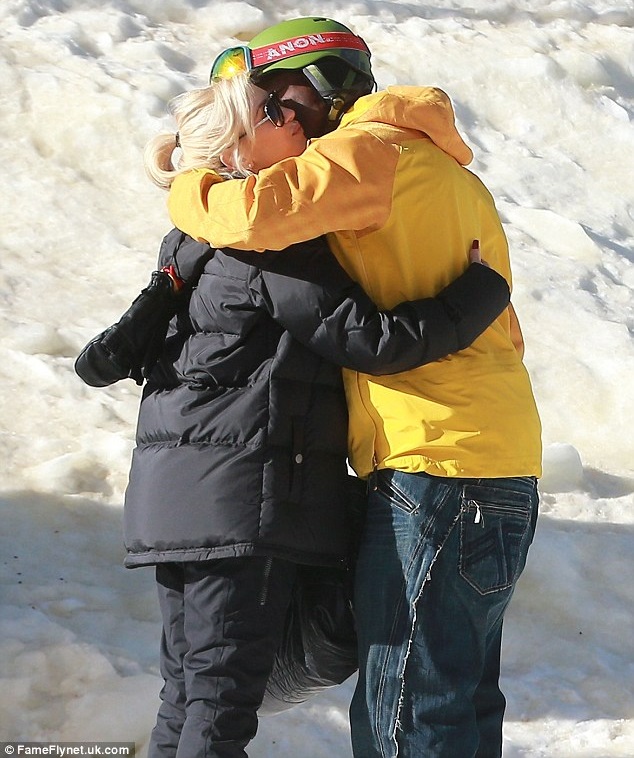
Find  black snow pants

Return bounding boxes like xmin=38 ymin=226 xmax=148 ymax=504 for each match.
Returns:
xmin=147 ymin=556 xmax=297 ymax=758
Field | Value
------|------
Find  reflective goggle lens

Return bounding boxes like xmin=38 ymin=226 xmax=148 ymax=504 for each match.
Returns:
xmin=210 ymin=46 xmax=253 ymax=81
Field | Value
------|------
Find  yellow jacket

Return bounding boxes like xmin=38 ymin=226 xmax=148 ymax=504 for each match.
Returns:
xmin=169 ymin=86 xmax=542 ymax=478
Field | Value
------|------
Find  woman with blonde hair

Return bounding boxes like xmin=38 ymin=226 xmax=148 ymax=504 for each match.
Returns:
xmin=115 ymin=72 xmax=510 ymax=757
xmin=144 ymin=73 xmax=308 ymax=186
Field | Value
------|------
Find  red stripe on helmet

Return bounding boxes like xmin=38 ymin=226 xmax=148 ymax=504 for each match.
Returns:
xmin=250 ymin=32 xmax=369 ymax=67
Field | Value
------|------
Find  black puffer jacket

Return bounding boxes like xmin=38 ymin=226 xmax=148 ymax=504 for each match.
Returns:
xmin=123 ymin=230 xmax=509 ymax=568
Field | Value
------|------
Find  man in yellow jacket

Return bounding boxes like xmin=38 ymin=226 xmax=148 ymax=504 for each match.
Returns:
xmin=168 ymin=17 xmax=542 ymax=758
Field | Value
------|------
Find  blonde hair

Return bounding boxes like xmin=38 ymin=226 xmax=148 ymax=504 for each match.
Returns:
xmin=143 ymin=74 xmax=260 ymax=188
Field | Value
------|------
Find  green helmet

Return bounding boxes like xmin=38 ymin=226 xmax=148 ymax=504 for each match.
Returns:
xmin=211 ymin=17 xmax=375 ymax=124
xmin=249 ymin=17 xmax=375 ymax=122
xmin=248 ymin=17 xmax=373 ymax=79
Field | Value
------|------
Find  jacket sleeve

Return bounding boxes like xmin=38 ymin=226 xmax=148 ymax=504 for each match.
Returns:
xmin=249 ymin=239 xmax=510 ymax=375
xmin=167 ymin=127 xmax=396 ymax=251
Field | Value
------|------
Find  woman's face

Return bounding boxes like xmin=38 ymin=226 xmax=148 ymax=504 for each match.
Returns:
xmin=239 ymin=87 xmax=308 ymax=172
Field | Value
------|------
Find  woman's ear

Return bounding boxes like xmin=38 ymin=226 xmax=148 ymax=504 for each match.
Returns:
xmin=219 ymin=148 xmax=236 ymax=171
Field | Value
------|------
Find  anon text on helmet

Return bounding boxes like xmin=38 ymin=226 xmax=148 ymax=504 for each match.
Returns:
xmin=250 ymin=32 xmax=370 ymax=67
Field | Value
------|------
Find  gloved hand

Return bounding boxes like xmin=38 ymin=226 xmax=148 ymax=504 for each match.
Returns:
xmin=75 ymin=230 xmax=216 ymax=388
xmin=74 ymin=269 xmax=177 ymax=387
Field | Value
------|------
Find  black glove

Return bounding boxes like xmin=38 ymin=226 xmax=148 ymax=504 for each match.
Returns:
xmin=74 ymin=269 xmax=177 ymax=387
xmin=436 ymin=263 xmax=511 ymax=351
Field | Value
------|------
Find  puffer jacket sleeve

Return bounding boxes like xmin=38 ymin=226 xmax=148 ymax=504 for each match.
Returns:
xmin=247 ymin=238 xmax=510 ymax=376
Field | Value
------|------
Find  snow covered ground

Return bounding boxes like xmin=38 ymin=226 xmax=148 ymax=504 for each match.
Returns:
xmin=1 ymin=0 xmax=633 ymax=754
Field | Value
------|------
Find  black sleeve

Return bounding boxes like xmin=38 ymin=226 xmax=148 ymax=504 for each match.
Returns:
xmin=248 ymin=238 xmax=510 ymax=376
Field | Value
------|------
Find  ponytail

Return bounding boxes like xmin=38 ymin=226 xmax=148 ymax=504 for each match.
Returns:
xmin=143 ymin=132 xmax=182 ymax=190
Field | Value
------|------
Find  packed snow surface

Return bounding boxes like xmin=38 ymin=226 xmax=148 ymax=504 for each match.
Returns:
xmin=1 ymin=1 xmax=633 ymax=754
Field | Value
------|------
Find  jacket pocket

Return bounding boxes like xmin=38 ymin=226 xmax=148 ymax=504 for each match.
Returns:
xmin=459 ymin=481 xmax=536 ymax=595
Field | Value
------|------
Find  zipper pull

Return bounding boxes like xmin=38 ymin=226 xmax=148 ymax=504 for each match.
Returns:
xmin=471 ymin=500 xmax=483 ymax=525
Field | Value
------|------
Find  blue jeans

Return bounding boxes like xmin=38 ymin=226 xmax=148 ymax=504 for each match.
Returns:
xmin=350 ymin=470 xmax=538 ymax=758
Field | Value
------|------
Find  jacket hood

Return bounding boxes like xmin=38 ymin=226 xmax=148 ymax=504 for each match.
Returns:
xmin=339 ymin=85 xmax=473 ymax=166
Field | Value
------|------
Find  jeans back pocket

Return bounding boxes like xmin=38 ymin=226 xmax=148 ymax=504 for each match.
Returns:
xmin=459 ymin=481 xmax=536 ymax=595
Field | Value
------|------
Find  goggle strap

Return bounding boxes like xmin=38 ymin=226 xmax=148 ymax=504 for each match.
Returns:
xmin=250 ymin=32 xmax=369 ymax=68
xmin=211 ymin=32 xmax=370 ymax=82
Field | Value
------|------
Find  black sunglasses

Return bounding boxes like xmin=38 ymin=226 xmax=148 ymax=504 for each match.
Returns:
xmin=255 ymin=92 xmax=286 ymax=129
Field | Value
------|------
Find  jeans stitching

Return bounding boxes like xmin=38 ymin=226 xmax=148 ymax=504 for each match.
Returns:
xmin=393 ymin=507 xmax=462 ymax=757
xmin=384 ymin=488 xmax=458 ymax=757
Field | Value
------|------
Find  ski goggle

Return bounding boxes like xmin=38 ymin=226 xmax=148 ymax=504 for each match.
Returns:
xmin=210 ymin=32 xmax=370 ymax=82
xmin=254 ymin=91 xmax=285 ymax=129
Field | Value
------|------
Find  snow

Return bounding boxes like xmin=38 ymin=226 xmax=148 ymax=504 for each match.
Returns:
xmin=1 ymin=0 xmax=633 ymax=754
